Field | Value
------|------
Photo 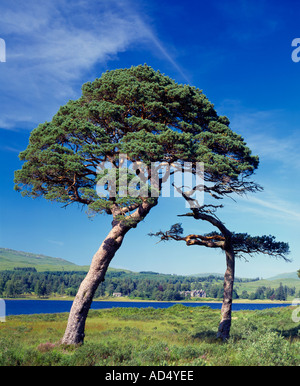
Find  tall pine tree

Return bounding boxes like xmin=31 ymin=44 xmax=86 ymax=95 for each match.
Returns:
xmin=15 ymin=65 xmax=259 ymax=345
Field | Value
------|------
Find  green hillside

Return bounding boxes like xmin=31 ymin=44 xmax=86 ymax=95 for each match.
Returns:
xmin=1 ymin=248 xmax=299 ymax=298
xmin=267 ymin=271 xmax=299 ymax=280
xmin=235 ymin=277 xmax=300 ymax=297
xmin=0 ymin=247 xmax=299 ymax=300
xmin=0 ymin=248 xmax=89 ymax=272
xmin=0 ymin=247 xmax=132 ymax=274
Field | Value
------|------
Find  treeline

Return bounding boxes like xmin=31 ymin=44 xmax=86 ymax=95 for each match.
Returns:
xmin=239 ymin=284 xmax=297 ymax=301
xmin=0 ymin=269 xmax=227 ymax=300
xmin=0 ymin=269 xmax=86 ymax=298
xmin=0 ymin=268 xmax=296 ymax=301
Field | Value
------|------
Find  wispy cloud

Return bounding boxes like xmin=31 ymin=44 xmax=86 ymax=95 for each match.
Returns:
xmin=130 ymin=20 xmax=190 ymax=83
xmin=0 ymin=0 xmax=186 ymax=131
xmin=47 ymin=239 xmax=64 ymax=247
xmin=115 ymin=0 xmax=189 ymax=83
xmin=247 ymin=132 xmax=300 ymax=171
xmin=1 ymin=1 xmax=149 ymax=91
xmin=246 ymin=195 xmax=300 ymax=222
xmin=217 ymin=100 xmax=300 ymax=172
xmin=227 ymin=188 xmax=300 ymax=226
xmin=0 ymin=145 xmax=22 ymax=153
xmin=215 ymin=100 xmax=300 ymax=227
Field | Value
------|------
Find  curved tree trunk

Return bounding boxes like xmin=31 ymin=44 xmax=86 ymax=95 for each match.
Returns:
xmin=61 ymin=222 xmax=130 ymax=345
xmin=181 ymin=202 xmax=236 ymax=341
xmin=61 ymin=198 xmax=158 ymax=346
xmin=217 ymin=244 xmax=235 ymax=341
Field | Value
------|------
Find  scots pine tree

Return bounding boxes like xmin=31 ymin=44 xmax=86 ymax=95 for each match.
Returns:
xmin=14 ymin=65 xmax=259 ymax=345
xmin=150 ymin=185 xmax=290 ymax=340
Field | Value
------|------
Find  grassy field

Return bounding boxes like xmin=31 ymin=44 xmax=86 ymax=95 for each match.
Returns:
xmin=235 ymin=278 xmax=300 ymax=296
xmin=0 ymin=305 xmax=299 ymax=366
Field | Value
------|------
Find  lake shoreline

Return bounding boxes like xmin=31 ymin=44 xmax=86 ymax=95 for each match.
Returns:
xmin=2 ymin=296 xmax=293 ymax=304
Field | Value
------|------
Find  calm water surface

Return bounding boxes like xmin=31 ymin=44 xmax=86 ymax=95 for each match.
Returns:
xmin=3 ymin=299 xmax=292 ymax=316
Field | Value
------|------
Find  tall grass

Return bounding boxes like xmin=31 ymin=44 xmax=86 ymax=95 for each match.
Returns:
xmin=0 ymin=305 xmax=299 ymax=366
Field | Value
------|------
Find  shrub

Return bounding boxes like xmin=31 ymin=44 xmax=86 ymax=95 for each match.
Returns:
xmin=232 ymin=328 xmax=297 ymax=366
xmin=37 ymin=342 xmax=56 ymax=352
xmin=139 ymin=342 xmax=171 ymax=365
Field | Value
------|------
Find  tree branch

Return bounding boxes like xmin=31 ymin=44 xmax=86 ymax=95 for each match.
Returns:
xmin=149 ymin=224 xmax=226 ymax=249
xmin=150 ymin=224 xmax=291 ymax=262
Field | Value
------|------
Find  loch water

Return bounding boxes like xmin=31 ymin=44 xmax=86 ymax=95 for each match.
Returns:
xmin=3 ymin=299 xmax=292 ymax=316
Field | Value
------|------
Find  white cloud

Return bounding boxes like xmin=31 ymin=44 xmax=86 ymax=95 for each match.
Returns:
xmin=246 ymin=195 xmax=300 ymax=222
xmin=226 ymin=187 xmax=300 ymax=226
xmin=0 ymin=145 xmax=22 ymax=153
xmin=215 ymin=102 xmax=300 ymax=228
xmin=1 ymin=1 xmax=148 ymax=77
xmin=246 ymin=132 xmax=300 ymax=171
xmin=1 ymin=0 xmax=184 ymax=130
xmin=217 ymin=100 xmax=300 ymax=172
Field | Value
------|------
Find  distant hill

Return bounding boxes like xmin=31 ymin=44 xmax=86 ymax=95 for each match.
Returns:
xmin=0 ymin=248 xmax=89 ymax=272
xmin=1 ymin=248 xmax=299 ymax=300
xmin=235 ymin=275 xmax=300 ymax=296
xmin=0 ymin=247 xmax=135 ymax=273
xmin=187 ymin=272 xmax=224 ymax=278
xmin=266 ymin=272 xmax=299 ymax=280
xmin=1 ymin=247 xmax=299 ymax=291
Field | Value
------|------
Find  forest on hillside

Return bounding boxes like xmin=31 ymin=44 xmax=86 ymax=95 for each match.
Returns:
xmin=0 ymin=268 xmax=297 ymax=301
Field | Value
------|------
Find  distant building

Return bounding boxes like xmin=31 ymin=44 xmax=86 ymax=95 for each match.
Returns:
xmin=180 ymin=289 xmax=206 ymax=298
xmin=112 ymin=292 xmax=122 ymax=297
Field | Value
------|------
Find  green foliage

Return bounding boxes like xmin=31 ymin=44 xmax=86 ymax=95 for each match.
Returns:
xmin=14 ymin=65 xmax=258 ymax=215
xmin=2 ymin=269 xmax=297 ymax=300
xmin=0 ymin=269 xmax=250 ymax=299
xmin=0 ymin=306 xmax=299 ymax=366
xmin=231 ymin=233 xmax=290 ymax=260
xmin=229 ymin=325 xmax=298 ymax=366
xmin=0 ymin=270 xmax=87 ymax=298
xmin=236 ymin=278 xmax=300 ymax=300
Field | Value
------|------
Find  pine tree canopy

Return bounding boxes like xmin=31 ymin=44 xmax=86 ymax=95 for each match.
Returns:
xmin=14 ymin=64 xmax=259 ymax=215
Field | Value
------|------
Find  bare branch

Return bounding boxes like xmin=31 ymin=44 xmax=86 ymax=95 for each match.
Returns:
xmin=149 ymin=225 xmax=226 ymax=249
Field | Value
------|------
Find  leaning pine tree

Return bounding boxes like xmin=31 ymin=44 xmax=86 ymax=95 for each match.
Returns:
xmin=150 ymin=185 xmax=290 ymax=340
xmin=14 ymin=65 xmax=259 ymax=345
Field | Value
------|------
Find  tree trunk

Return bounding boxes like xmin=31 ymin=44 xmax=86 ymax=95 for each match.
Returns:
xmin=217 ymin=244 xmax=235 ymax=341
xmin=61 ymin=198 xmax=158 ymax=345
xmin=61 ymin=222 xmax=130 ymax=345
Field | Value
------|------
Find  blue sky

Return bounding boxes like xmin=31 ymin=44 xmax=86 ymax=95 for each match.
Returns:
xmin=0 ymin=0 xmax=300 ymax=278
